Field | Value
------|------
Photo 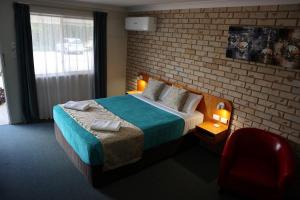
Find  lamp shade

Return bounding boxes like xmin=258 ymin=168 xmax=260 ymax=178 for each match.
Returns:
xmin=218 ymin=109 xmax=230 ymax=121
xmin=137 ymin=79 xmax=147 ymax=91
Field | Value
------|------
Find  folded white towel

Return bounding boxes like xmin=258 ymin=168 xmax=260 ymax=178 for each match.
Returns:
xmin=91 ymin=119 xmax=121 ymax=132
xmin=64 ymin=101 xmax=90 ymax=111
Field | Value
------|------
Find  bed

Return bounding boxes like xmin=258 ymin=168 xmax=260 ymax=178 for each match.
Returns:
xmin=53 ymin=93 xmax=204 ymax=186
xmin=54 ymin=72 xmax=233 ymax=186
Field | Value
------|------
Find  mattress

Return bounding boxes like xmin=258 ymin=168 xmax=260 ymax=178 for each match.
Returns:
xmin=131 ymin=94 xmax=204 ymax=134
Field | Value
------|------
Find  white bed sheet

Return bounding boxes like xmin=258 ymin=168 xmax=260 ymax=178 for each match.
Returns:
xmin=131 ymin=94 xmax=204 ymax=134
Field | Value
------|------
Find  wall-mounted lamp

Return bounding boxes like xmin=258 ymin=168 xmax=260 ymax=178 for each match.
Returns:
xmin=218 ymin=102 xmax=229 ymax=124
xmin=213 ymin=102 xmax=229 ymax=127
xmin=137 ymin=75 xmax=147 ymax=92
xmin=216 ymin=102 xmax=225 ymax=110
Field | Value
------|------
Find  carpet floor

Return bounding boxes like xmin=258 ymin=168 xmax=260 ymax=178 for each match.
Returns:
xmin=0 ymin=122 xmax=298 ymax=200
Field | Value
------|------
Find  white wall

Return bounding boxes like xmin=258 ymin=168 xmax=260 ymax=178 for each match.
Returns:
xmin=107 ymin=11 xmax=127 ymax=97
xmin=0 ymin=0 xmax=22 ymax=123
xmin=0 ymin=0 xmax=127 ymax=123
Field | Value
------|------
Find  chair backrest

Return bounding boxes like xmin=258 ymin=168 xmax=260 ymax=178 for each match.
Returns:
xmin=230 ymin=128 xmax=291 ymax=166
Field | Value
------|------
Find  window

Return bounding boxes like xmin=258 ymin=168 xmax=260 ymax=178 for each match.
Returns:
xmin=30 ymin=13 xmax=95 ymax=119
xmin=30 ymin=13 xmax=94 ymax=75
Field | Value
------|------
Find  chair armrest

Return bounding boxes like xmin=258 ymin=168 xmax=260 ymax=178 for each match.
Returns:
xmin=221 ymin=131 xmax=239 ymax=160
xmin=218 ymin=131 xmax=239 ymax=186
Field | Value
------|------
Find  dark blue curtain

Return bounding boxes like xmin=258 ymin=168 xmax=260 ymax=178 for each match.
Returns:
xmin=14 ymin=3 xmax=39 ymax=122
xmin=93 ymin=11 xmax=107 ymax=98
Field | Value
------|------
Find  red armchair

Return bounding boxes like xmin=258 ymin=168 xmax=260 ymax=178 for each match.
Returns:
xmin=218 ymin=128 xmax=295 ymax=199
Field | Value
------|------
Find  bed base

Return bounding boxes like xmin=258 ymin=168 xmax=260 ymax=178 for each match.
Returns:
xmin=54 ymin=123 xmax=195 ymax=187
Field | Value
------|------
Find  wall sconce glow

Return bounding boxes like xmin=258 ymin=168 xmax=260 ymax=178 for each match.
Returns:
xmin=137 ymin=79 xmax=147 ymax=92
xmin=219 ymin=109 xmax=229 ymax=124
xmin=136 ymin=74 xmax=147 ymax=92
xmin=216 ymin=102 xmax=229 ymax=125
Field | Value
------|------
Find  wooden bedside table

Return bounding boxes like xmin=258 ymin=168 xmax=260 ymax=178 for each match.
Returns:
xmin=126 ymin=90 xmax=142 ymax=95
xmin=194 ymin=121 xmax=229 ymax=150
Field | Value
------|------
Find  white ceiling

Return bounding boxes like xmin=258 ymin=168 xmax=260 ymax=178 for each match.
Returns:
xmin=76 ymin=0 xmax=194 ymax=7
xmin=76 ymin=0 xmax=299 ymax=7
xmin=129 ymin=0 xmax=300 ymax=11
xmin=37 ymin=0 xmax=300 ymax=11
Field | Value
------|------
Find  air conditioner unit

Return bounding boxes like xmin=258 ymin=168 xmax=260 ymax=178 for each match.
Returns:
xmin=125 ymin=17 xmax=156 ymax=32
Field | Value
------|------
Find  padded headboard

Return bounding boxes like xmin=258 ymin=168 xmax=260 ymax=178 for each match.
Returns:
xmin=139 ymin=73 xmax=233 ymax=124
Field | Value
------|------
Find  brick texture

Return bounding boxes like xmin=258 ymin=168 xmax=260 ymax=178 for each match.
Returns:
xmin=126 ymin=4 xmax=300 ymax=157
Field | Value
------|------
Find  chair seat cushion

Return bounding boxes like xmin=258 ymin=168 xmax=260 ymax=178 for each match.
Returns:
xmin=228 ymin=157 xmax=278 ymax=190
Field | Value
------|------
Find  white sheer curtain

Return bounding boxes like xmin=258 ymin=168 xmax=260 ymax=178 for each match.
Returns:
xmin=30 ymin=13 xmax=94 ymax=119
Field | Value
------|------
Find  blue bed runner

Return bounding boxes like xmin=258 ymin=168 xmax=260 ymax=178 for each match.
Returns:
xmin=53 ymin=95 xmax=185 ymax=165
xmin=96 ymin=95 xmax=185 ymax=150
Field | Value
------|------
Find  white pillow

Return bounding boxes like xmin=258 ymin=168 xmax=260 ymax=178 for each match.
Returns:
xmin=182 ymin=93 xmax=203 ymax=114
xmin=162 ymin=86 xmax=188 ymax=111
xmin=142 ymin=78 xmax=165 ymax=101
xmin=158 ymin=85 xmax=171 ymax=101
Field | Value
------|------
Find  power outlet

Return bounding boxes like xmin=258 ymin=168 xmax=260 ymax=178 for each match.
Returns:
xmin=213 ymin=114 xmax=220 ymax=121
xmin=220 ymin=117 xmax=228 ymax=124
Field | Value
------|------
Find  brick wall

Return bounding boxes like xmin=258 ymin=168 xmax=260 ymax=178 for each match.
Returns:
xmin=126 ymin=4 xmax=300 ymax=156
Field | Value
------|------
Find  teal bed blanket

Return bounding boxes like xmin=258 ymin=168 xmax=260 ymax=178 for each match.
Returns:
xmin=53 ymin=95 xmax=185 ymax=166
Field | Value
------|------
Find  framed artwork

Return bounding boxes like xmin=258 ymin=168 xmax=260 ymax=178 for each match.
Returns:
xmin=226 ymin=26 xmax=300 ymax=69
